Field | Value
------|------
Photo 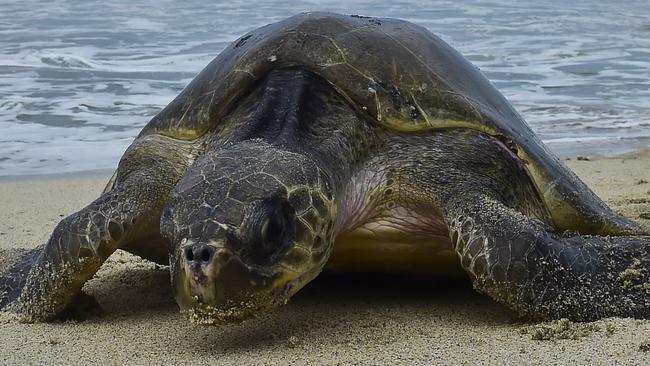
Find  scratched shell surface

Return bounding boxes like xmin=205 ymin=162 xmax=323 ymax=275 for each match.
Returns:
xmin=137 ymin=12 xmax=637 ymax=235
xmin=138 ymin=12 xmax=528 ymax=140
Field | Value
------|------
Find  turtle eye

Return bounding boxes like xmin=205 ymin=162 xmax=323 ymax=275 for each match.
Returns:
xmin=261 ymin=213 xmax=286 ymax=247
xmin=245 ymin=197 xmax=295 ymax=263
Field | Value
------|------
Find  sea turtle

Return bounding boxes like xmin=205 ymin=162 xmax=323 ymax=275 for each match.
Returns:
xmin=1 ymin=12 xmax=649 ymax=323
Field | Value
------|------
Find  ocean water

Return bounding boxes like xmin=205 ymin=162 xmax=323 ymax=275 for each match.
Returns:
xmin=1 ymin=0 xmax=649 ymax=176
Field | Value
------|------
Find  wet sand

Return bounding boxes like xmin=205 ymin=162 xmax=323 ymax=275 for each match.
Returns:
xmin=1 ymin=151 xmax=649 ymax=365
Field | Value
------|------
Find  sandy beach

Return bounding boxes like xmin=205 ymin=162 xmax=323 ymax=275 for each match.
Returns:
xmin=1 ymin=151 xmax=649 ymax=365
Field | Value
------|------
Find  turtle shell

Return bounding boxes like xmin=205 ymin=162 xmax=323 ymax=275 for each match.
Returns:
xmin=139 ymin=12 xmax=644 ymax=236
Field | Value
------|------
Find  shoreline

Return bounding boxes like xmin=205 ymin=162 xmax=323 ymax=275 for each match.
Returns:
xmin=0 ymin=150 xmax=649 ymax=364
xmin=1 ymin=144 xmax=648 ymax=182
xmin=0 ymin=168 xmax=114 ymax=182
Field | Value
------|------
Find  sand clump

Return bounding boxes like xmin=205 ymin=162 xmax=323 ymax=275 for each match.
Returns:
xmin=0 ymin=311 xmax=19 ymax=324
xmin=520 ymin=318 xmax=613 ymax=341
xmin=640 ymin=339 xmax=650 ymax=352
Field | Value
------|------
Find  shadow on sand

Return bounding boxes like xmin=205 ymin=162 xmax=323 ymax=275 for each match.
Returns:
xmin=84 ymin=261 xmax=514 ymax=354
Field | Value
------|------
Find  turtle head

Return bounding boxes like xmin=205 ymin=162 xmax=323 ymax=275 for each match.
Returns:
xmin=161 ymin=140 xmax=336 ymax=324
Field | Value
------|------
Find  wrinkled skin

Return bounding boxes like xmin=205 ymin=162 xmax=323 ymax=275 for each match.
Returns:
xmin=1 ymin=14 xmax=650 ymax=323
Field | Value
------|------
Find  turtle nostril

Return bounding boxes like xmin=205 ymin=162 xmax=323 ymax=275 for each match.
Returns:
xmin=200 ymin=247 xmax=212 ymax=263
xmin=184 ymin=243 xmax=215 ymax=265
xmin=184 ymin=246 xmax=194 ymax=262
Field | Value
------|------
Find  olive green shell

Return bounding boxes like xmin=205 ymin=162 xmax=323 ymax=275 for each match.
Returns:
xmin=138 ymin=12 xmax=645 ymax=236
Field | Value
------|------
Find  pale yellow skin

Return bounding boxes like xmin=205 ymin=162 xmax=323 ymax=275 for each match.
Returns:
xmin=328 ymin=225 xmax=462 ymax=276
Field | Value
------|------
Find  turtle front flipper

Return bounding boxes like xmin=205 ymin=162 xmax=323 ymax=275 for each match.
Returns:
xmin=443 ymin=192 xmax=650 ymax=321
xmin=0 ymin=136 xmax=191 ymax=322
xmin=0 ymin=247 xmax=43 ymax=310
xmin=0 ymin=174 xmax=168 ymax=322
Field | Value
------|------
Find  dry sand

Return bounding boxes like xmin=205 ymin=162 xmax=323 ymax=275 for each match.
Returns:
xmin=1 ymin=151 xmax=649 ymax=365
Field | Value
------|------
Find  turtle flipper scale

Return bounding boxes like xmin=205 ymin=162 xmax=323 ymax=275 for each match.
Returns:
xmin=9 ymin=171 xmax=171 ymax=322
xmin=0 ymin=247 xmax=43 ymax=310
xmin=8 ymin=136 xmax=192 ymax=322
xmin=444 ymin=193 xmax=650 ymax=321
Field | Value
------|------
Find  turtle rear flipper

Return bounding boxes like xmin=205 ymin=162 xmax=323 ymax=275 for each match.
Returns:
xmin=444 ymin=193 xmax=650 ymax=321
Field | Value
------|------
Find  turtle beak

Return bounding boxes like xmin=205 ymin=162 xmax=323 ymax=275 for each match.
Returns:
xmin=173 ymin=236 xmax=308 ymax=324
xmin=179 ymin=242 xmax=231 ymax=305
